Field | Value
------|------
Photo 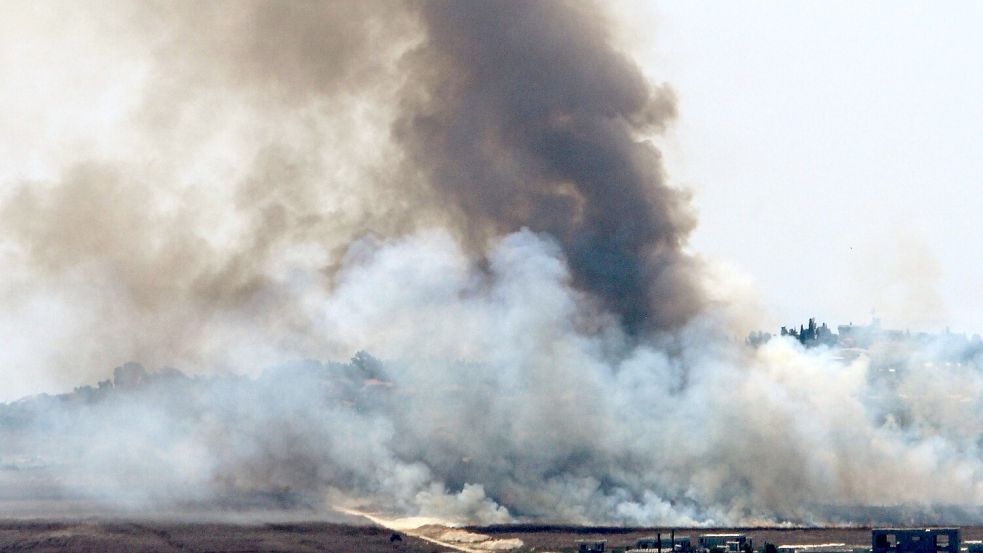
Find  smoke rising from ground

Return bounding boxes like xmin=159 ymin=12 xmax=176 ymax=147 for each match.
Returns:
xmin=2 ymin=0 xmax=982 ymax=527
xmin=5 ymin=231 xmax=983 ymax=525
xmin=397 ymin=2 xmax=700 ymax=332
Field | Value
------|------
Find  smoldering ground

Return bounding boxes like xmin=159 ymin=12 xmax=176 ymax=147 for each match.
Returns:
xmin=3 ymin=0 xmax=983 ymax=527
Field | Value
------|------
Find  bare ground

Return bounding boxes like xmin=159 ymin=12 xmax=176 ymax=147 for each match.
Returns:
xmin=4 ymin=521 xmax=983 ymax=553
xmin=0 ymin=520 xmax=435 ymax=553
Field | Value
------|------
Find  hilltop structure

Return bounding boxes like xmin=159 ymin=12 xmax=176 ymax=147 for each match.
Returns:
xmin=747 ymin=317 xmax=983 ymax=364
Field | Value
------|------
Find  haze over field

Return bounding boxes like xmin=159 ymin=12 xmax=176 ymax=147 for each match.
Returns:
xmin=2 ymin=0 xmax=983 ymax=527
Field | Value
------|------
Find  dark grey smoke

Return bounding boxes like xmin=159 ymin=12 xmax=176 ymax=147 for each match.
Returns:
xmin=396 ymin=1 xmax=701 ymax=333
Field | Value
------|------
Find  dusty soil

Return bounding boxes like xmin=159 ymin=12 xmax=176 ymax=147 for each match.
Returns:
xmin=0 ymin=520 xmax=435 ymax=553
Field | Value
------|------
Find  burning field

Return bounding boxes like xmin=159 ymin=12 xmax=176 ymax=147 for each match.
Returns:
xmin=3 ymin=0 xmax=983 ymax=540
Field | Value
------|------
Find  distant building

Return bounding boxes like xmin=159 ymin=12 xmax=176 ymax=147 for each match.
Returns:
xmin=872 ymin=528 xmax=958 ymax=553
xmin=579 ymin=541 xmax=607 ymax=553
xmin=699 ymin=534 xmax=751 ymax=553
xmin=631 ymin=533 xmax=692 ymax=553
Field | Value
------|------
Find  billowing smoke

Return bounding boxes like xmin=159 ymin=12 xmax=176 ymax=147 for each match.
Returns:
xmin=2 ymin=0 xmax=983 ymax=527
xmin=396 ymin=2 xmax=700 ymax=332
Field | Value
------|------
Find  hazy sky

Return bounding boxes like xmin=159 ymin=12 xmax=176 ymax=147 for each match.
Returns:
xmin=623 ymin=1 xmax=983 ymax=334
xmin=7 ymin=2 xmax=982 ymax=337
xmin=3 ymin=2 xmax=983 ymax=403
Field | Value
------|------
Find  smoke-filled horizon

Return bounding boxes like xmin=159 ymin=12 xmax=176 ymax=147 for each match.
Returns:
xmin=5 ymin=233 xmax=983 ymax=526
xmin=0 ymin=0 xmax=705 ymax=400
xmin=3 ymin=0 xmax=983 ymax=527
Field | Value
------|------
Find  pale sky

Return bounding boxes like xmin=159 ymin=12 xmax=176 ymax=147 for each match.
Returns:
xmin=623 ymin=1 xmax=983 ymax=334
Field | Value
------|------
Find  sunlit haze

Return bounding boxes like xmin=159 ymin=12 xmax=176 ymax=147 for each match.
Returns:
xmin=625 ymin=1 xmax=983 ymax=334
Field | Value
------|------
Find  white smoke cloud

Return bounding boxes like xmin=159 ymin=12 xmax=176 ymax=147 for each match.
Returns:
xmin=3 ymin=0 xmax=983 ymax=528
xmin=5 ymin=229 xmax=983 ymax=525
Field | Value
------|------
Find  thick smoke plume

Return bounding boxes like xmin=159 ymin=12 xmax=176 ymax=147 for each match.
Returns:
xmin=2 ymin=0 xmax=983 ymax=527
xmin=397 ymin=3 xmax=700 ymax=332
